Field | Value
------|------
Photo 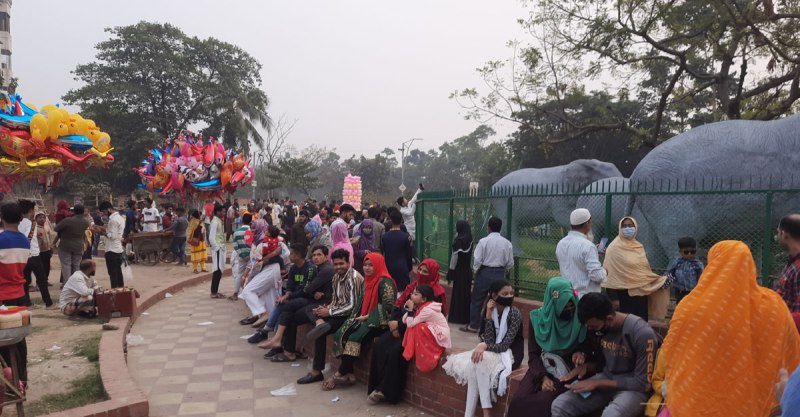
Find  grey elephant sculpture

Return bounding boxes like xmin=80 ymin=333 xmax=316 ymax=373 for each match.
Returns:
xmin=576 ymin=177 xmax=630 ymax=240
xmin=630 ymin=114 xmax=800 ymax=271
xmin=491 ymin=159 xmax=622 ymax=250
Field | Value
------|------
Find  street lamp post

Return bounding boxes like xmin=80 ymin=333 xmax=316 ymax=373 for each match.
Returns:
xmin=398 ymin=138 xmax=423 ymax=193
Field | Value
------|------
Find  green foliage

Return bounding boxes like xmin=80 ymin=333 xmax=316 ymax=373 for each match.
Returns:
xmin=25 ymin=365 xmax=106 ymax=415
xmin=454 ymin=0 xmax=800 ymax=154
xmin=73 ymin=332 xmax=101 ymax=362
xmin=265 ymin=157 xmax=321 ymax=198
xmin=63 ymin=21 xmax=272 ymax=193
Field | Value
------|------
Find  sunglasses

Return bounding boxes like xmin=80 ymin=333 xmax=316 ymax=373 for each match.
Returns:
xmin=682 ymin=249 xmax=697 ymax=255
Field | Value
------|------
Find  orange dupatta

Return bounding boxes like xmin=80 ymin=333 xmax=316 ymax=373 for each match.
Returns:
xmin=661 ymin=241 xmax=800 ymax=417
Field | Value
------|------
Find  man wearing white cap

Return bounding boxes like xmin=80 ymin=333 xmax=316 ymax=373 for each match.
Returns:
xmin=556 ymin=208 xmax=606 ymax=298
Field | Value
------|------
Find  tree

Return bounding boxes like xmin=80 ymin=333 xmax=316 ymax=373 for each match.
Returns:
xmin=64 ymin=21 xmax=272 ymax=151
xmin=266 ymin=157 xmax=321 ymax=198
xmin=454 ymin=1 xmax=800 ymax=149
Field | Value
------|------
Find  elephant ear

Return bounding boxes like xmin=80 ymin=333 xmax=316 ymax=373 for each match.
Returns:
xmin=564 ymin=159 xmax=621 ymax=189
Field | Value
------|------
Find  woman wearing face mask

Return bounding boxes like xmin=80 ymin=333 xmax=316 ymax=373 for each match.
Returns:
xmin=507 ymin=277 xmax=596 ymax=417
xmin=602 ymin=217 xmax=669 ymax=322
xmin=443 ymin=280 xmax=524 ymax=417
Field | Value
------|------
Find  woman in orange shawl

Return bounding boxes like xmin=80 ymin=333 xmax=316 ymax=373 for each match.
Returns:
xmin=602 ymin=216 xmax=669 ymax=322
xmin=661 ymin=240 xmax=800 ymax=417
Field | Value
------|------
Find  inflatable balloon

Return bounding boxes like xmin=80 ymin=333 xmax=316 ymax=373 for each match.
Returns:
xmin=136 ymin=131 xmax=253 ymax=200
xmin=0 ymin=93 xmax=115 ymax=191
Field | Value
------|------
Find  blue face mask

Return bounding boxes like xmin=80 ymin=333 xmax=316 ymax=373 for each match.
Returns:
xmin=621 ymin=227 xmax=636 ymax=238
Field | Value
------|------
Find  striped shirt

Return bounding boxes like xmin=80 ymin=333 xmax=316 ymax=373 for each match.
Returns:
xmin=0 ymin=230 xmax=31 ymax=301
xmin=232 ymin=225 xmax=252 ymax=260
xmin=329 ymin=268 xmax=364 ymax=317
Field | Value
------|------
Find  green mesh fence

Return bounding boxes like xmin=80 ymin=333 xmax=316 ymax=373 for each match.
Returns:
xmin=417 ymin=183 xmax=798 ymax=301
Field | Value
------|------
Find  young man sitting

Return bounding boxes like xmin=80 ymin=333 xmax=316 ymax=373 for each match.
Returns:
xmin=59 ymin=260 xmax=100 ymax=318
xmin=551 ymin=292 xmax=658 ymax=417
xmin=296 ymin=248 xmax=363 ymax=384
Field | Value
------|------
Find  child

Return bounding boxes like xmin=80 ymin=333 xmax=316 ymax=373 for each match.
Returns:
xmin=402 ymin=284 xmax=452 ymax=373
xmin=262 ymin=225 xmax=286 ymax=272
xmin=667 ymin=237 xmax=704 ymax=304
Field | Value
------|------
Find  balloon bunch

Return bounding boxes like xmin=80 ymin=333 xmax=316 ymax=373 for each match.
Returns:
xmin=136 ymin=131 xmax=254 ymax=201
xmin=0 ymin=93 xmax=115 ymax=192
xmin=342 ymin=174 xmax=362 ymax=211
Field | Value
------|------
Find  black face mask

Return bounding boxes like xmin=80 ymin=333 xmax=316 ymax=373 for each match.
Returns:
xmin=495 ymin=295 xmax=514 ymax=307
xmin=558 ymin=309 xmax=573 ymax=321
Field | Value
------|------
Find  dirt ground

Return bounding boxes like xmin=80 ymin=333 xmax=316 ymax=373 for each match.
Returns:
xmin=6 ymin=247 xmax=218 ymax=416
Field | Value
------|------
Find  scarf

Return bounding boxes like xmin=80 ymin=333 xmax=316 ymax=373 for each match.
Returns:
xmin=492 ymin=306 xmax=514 ymax=397
xmin=396 ymin=258 xmax=447 ymax=315
xmin=662 ymin=241 xmax=800 ymax=417
xmin=355 ymin=219 xmax=377 ymax=252
xmin=331 ymin=220 xmax=354 ymax=265
xmin=452 ymin=220 xmax=472 ymax=252
xmin=359 ymin=252 xmax=394 ymax=316
xmin=602 ymin=217 xmax=666 ymax=295
xmin=251 ymin=219 xmax=268 ymax=245
xmin=188 ymin=218 xmax=202 ymax=241
xmin=531 ymin=276 xmax=586 ymax=355
xmin=305 ymin=219 xmax=322 ymax=239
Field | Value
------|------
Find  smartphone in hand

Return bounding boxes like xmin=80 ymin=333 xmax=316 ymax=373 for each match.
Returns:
xmin=418 ymin=183 xmax=425 ymax=191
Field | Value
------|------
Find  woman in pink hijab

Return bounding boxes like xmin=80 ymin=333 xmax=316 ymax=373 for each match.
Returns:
xmin=330 ymin=220 xmax=354 ymax=265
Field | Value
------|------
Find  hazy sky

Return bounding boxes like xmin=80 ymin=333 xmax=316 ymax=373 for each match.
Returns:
xmin=12 ymin=0 xmax=527 ymax=160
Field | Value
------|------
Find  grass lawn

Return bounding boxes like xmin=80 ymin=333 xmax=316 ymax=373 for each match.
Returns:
xmin=26 ymin=333 xmax=106 ymax=416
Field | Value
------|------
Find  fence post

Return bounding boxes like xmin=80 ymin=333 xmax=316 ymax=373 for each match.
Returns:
xmin=761 ymin=192 xmax=774 ymax=285
xmin=447 ymin=198 xmax=454 ymax=271
xmin=513 ymin=256 xmax=520 ymax=296
xmin=417 ymin=200 xmax=425 ymax=260
xmin=506 ymin=196 xmax=513 ymax=240
xmin=604 ymin=193 xmax=613 ymax=238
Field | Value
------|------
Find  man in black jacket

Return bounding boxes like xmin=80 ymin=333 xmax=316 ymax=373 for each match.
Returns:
xmin=253 ymin=245 xmax=334 ymax=362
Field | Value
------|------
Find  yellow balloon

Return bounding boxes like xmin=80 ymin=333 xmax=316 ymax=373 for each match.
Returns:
xmin=94 ymin=132 xmax=111 ymax=152
xmin=47 ymin=111 xmax=68 ymax=140
xmin=67 ymin=113 xmax=84 ymax=135
xmin=27 ymin=157 xmax=61 ymax=168
xmin=30 ymin=114 xmax=48 ymax=141
xmin=39 ymin=104 xmax=58 ymax=116
xmin=87 ymin=128 xmax=101 ymax=144
xmin=24 ymin=103 xmax=37 ymax=111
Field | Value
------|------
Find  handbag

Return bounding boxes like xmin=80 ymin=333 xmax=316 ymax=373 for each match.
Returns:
xmin=121 ymin=256 xmax=134 ymax=283
xmin=541 ymin=352 xmax=571 ymax=380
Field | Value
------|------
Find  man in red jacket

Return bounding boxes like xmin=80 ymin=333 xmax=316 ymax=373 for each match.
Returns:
xmin=0 ymin=202 xmax=32 ymax=387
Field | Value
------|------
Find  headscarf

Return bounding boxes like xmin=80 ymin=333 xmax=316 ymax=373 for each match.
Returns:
xmin=55 ymin=200 xmax=71 ymax=224
xmin=355 ymin=219 xmax=377 ymax=252
xmin=251 ymin=219 xmax=268 ymax=246
xmin=452 ymin=220 xmax=473 ymax=252
xmin=602 ymin=217 xmax=666 ymax=295
xmin=188 ymin=216 xmax=202 ymax=242
xmin=396 ymin=258 xmax=448 ymax=316
xmin=330 ymin=220 xmax=354 ymax=265
xmin=662 ymin=241 xmax=800 ymax=417
xmin=360 ymin=252 xmax=394 ymax=316
xmin=305 ymin=219 xmax=322 ymax=239
xmin=530 ymin=277 xmax=586 ymax=355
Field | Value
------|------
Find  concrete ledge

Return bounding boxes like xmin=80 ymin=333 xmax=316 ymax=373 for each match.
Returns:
xmin=40 ymin=269 xmax=228 ymax=417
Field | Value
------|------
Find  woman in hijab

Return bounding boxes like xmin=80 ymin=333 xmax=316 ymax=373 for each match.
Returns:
xmin=602 ymin=217 xmax=669 ymax=322
xmin=659 ymin=240 xmax=800 ymax=417
xmin=55 ymin=200 xmax=72 ymax=224
xmin=448 ymin=220 xmax=473 ymax=324
xmin=324 ymin=253 xmax=397 ymax=390
xmin=330 ymin=219 xmax=354 ymax=265
xmin=507 ymin=277 xmax=593 ymax=417
xmin=305 ymin=219 xmax=332 ymax=257
xmin=353 ymin=219 xmax=377 ymax=274
xmin=187 ymin=209 xmax=208 ymax=273
xmin=396 ymin=258 xmax=447 ymax=316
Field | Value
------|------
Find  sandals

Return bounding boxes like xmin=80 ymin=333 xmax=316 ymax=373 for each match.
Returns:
xmin=240 ymin=316 xmax=258 ymax=325
xmin=210 ymin=293 xmax=226 ymax=299
xmin=270 ymin=352 xmax=295 ymax=363
xmin=227 ymin=293 xmax=238 ymax=301
xmin=459 ymin=325 xmax=479 ymax=333
xmin=368 ymin=390 xmax=385 ymax=404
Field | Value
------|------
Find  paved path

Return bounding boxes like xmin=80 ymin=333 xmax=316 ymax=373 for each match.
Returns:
xmin=127 ymin=283 xmax=426 ymax=417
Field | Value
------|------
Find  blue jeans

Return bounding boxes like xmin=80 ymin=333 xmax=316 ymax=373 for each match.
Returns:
xmin=171 ymin=237 xmax=187 ymax=265
xmin=265 ymin=304 xmax=283 ymax=330
xmin=469 ymin=266 xmax=507 ymax=329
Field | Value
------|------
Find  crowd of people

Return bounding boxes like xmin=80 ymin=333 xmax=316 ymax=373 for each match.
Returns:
xmin=4 ymin=190 xmax=800 ymax=417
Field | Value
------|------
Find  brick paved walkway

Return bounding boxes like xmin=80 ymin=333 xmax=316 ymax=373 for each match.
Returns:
xmin=127 ymin=283 xmax=426 ymax=417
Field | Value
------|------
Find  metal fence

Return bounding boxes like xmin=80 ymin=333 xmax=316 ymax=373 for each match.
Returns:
xmin=416 ymin=180 xmax=800 ymax=301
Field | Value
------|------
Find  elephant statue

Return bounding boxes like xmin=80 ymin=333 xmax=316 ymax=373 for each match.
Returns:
xmin=576 ymin=177 xmax=630 ymax=240
xmin=491 ymin=159 xmax=622 ymax=251
xmin=629 ymin=114 xmax=800 ymax=273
